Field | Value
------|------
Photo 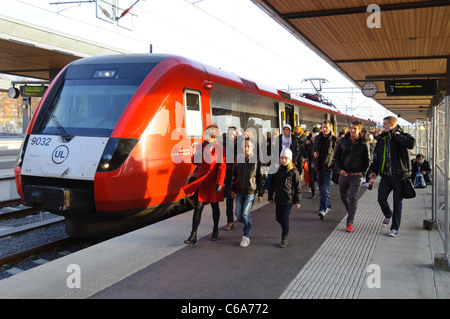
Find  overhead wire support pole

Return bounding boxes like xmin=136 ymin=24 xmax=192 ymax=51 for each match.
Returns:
xmin=116 ymin=0 xmax=140 ymax=20
xmin=50 ymin=1 xmax=95 ymax=5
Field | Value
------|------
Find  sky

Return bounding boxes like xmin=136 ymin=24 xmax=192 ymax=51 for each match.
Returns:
xmin=5 ymin=0 xmax=410 ymax=125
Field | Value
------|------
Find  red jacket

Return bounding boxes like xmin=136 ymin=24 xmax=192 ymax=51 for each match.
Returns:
xmin=183 ymin=140 xmax=226 ymax=203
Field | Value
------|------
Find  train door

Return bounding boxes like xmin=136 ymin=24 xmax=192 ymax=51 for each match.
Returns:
xmin=183 ymin=89 xmax=203 ymax=138
xmin=324 ymin=113 xmax=337 ymax=136
xmin=182 ymin=88 xmax=204 ymax=160
xmin=293 ymin=105 xmax=300 ymax=128
xmin=285 ymin=104 xmax=294 ymax=128
xmin=278 ymin=102 xmax=295 ymax=129
xmin=278 ymin=102 xmax=285 ymax=129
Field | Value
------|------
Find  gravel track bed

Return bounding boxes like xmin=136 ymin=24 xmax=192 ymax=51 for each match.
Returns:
xmin=0 ymin=210 xmax=70 ymax=280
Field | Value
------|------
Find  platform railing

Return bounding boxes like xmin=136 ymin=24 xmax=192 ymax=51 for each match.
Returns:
xmin=432 ymin=96 xmax=450 ymax=270
xmin=415 ymin=119 xmax=431 ymax=165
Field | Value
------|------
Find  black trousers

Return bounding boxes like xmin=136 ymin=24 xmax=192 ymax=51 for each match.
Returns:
xmin=191 ymin=192 xmax=220 ymax=233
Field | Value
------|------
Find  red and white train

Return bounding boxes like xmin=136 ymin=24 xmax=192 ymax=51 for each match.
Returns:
xmin=14 ymin=54 xmax=375 ymax=237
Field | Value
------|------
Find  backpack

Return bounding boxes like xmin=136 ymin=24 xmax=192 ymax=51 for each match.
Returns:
xmin=414 ymin=172 xmax=426 ymax=188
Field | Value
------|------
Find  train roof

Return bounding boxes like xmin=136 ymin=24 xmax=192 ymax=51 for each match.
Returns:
xmin=70 ymin=53 xmax=173 ymax=65
xmin=69 ymin=53 xmax=375 ymax=124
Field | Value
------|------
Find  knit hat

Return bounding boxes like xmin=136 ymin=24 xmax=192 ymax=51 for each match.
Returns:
xmin=283 ymin=124 xmax=292 ymax=132
xmin=280 ymin=148 xmax=292 ymax=161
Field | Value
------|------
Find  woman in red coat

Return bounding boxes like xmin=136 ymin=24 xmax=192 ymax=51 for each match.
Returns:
xmin=184 ymin=124 xmax=227 ymax=244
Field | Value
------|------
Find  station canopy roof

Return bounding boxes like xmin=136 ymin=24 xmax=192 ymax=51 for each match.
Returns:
xmin=0 ymin=13 xmax=127 ymax=86
xmin=251 ymin=0 xmax=450 ymax=124
xmin=0 ymin=38 xmax=80 ymax=81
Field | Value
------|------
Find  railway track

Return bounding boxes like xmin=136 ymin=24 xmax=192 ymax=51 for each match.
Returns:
xmin=0 ymin=199 xmax=72 ymax=278
xmin=0 ymin=237 xmax=76 ymax=269
xmin=0 ymin=199 xmax=38 ymax=220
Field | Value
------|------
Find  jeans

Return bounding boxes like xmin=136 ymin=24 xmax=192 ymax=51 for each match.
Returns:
xmin=316 ymin=170 xmax=333 ymax=212
xmin=338 ymin=175 xmax=363 ymax=226
xmin=276 ymin=203 xmax=292 ymax=238
xmin=377 ymin=175 xmax=403 ymax=231
xmin=235 ymin=193 xmax=256 ymax=237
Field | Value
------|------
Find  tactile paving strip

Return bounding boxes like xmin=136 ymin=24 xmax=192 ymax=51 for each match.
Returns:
xmin=280 ymin=184 xmax=386 ymax=299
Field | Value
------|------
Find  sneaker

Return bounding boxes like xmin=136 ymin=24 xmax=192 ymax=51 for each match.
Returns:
xmin=326 ymin=207 xmax=331 ymax=214
xmin=318 ymin=211 xmax=326 ymax=220
xmin=280 ymin=236 xmax=288 ymax=248
xmin=388 ymin=229 xmax=398 ymax=237
xmin=382 ymin=217 xmax=390 ymax=227
xmin=240 ymin=236 xmax=250 ymax=247
xmin=346 ymin=225 xmax=354 ymax=233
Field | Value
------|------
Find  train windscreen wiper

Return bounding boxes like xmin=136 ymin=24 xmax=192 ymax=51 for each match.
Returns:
xmin=49 ymin=112 xmax=73 ymax=142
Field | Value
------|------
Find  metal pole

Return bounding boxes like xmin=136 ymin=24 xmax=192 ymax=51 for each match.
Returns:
xmin=432 ymin=106 xmax=437 ymax=222
xmin=445 ymin=96 xmax=450 ymax=259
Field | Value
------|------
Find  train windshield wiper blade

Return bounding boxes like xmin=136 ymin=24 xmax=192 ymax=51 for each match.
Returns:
xmin=49 ymin=113 xmax=73 ymax=142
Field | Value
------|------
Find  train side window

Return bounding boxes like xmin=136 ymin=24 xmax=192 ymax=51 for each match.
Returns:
xmin=184 ymin=90 xmax=203 ymax=137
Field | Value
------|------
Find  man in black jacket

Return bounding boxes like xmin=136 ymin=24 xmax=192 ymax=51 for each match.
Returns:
xmin=334 ymin=121 xmax=370 ymax=232
xmin=369 ymin=116 xmax=415 ymax=237
xmin=313 ymin=120 xmax=339 ymax=219
xmin=411 ymin=153 xmax=431 ymax=184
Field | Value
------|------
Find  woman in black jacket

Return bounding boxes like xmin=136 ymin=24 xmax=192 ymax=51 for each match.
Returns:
xmin=268 ymin=148 xmax=301 ymax=248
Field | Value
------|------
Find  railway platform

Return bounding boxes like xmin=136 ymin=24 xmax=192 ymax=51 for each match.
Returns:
xmin=0 ymin=178 xmax=448 ymax=302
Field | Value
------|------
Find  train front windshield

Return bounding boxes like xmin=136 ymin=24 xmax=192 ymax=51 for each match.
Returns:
xmin=35 ymin=62 xmax=156 ymax=137
xmin=41 ymin=80 xmax=138 ymax=137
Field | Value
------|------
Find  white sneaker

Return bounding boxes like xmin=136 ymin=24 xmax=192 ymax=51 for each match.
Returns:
xmin=388 ymin=229 xmax=399 ymax=237
xmin=318 ymin=211 xmax=326 ymax=220
xmin=240 ymin=236 xmax=250 ymax=247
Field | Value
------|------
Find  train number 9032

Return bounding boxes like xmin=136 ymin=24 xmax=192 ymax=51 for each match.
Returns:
xmin=30 ymin=136 xmax=52 ymax=146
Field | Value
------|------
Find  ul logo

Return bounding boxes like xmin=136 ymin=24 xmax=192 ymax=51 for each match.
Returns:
xmin=52 ymin=145 xmax=69 ymax=164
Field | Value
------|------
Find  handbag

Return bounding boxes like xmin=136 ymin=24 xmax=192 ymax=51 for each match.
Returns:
xmin=402 ymin=178 xmax=416 ymax=199
xmin=303 ymin=160 xmax=310 ymax=185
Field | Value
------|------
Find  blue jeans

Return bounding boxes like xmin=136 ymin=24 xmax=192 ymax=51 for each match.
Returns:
xmin=235 ymin=193 xmax=256 ymax=237
xmin=276 ymin=203 xmax=292 ymax=238
xmin=316 ymin=170 xmax=333 ymax=212
xmin=377 ymin=175 xmax=403 ymax=230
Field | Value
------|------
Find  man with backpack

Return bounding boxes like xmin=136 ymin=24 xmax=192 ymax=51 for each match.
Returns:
xmin=411 ymin=153 xmax=431 ymax=187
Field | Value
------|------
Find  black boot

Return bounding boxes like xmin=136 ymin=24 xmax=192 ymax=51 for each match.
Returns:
xmin=184 ymin=232 xmax=197 ymax=245
xmin=280 ymin=236 xmax=288 ymax=248
xmin=210 ymin=228 xmax=218 ymax=241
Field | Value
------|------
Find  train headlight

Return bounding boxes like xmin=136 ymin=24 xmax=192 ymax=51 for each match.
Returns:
xmin=97 ymin=138 xmax=139 ymax=172
xmin=93 ymin=70 xmax=117 ymax=78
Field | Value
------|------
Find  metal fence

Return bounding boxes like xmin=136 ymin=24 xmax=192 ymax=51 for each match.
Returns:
xmin=431 ymin=96 xmax=450 ymax=268
xmin=415 ymin=120 xmax=431 ymax=163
